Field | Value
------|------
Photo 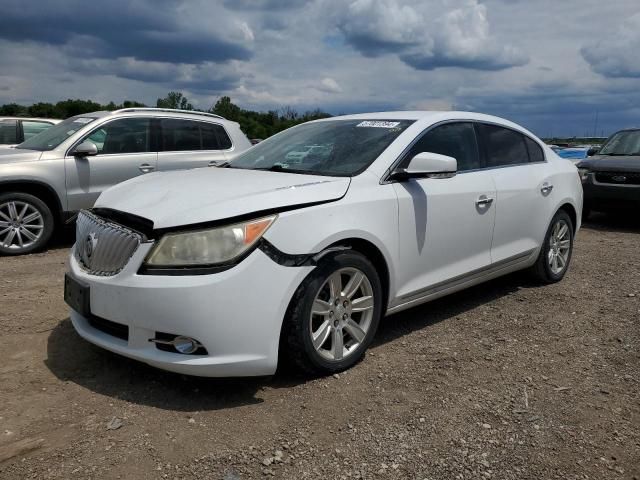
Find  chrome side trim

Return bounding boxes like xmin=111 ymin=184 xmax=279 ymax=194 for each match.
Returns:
xmin=386 ymin=248 xmax=537 ymax=315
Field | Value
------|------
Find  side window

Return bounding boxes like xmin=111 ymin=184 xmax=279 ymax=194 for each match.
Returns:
xmin=0 ymin=119 xmax=18 ymax=144
xmin=403 ymin=122 xmax=480 ymax=171
xmin=478 ymin=124 xmax=528 ymax=167
xmin=161 ymin=119 xmax=201 ymax=151
xmin=84 ymin=118 xmax=151 ymax=154
xmin=201 ymin=122 xmax=232 ymax=150
xmin=22 ymin=121 xmax=53 ymax=141
xmin=524 ymin=137 xmax=545 ymax=163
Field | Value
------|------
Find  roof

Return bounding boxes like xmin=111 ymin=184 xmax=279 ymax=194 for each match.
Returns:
xmin=316 ymin=110 xmax=533 ymax=135
xmin=76 ymin=108 xmax=230 ymax=122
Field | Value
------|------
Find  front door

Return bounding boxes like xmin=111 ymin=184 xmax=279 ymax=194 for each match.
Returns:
xmin=391 ymin=122 xmax=496 ymax=303
xmin=65 ymin=117 xmax=157 ymax=211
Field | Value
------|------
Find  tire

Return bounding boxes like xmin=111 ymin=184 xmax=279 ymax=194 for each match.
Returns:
xmin=0 ymin=192 xmax=54 ymax=256
xmin=529 ymin=210 xmax=574 ymax=284
xmin=281 ymin=250 xmax=383 ymax=375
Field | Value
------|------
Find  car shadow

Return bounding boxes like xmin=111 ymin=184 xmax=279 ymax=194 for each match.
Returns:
xmin=45 ymin=319 xmax=267 ymax=411
xmin=45 ymin=271 xmax=529 ymax=410
xmin=582 ymin=211 xmax=640 ymax=234
xmin=373 ymin=271 xmax=522 ymax=347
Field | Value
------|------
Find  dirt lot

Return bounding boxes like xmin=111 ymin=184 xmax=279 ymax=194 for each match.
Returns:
xmin=0 ymin=214 xmax=638 ymax=480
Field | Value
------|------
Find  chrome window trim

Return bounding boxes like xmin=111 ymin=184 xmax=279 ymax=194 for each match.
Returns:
xmin=380 ymin=119 xmax=547 ymax=184
xmin=66 ymin=115 xmax=236 ymax=157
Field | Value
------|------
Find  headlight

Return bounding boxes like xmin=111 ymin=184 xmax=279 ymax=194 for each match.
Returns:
xmin=145 ymin=215 xmax=276 ymax=267
xmin=578 ymin=168 xmax=590 ymax=182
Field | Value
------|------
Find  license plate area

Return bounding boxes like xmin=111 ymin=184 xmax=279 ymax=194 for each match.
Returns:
xmin=64 ymin=273 xmax=90 ymax=317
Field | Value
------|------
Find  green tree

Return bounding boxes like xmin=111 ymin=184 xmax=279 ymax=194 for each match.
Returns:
xmin=156 ymin=91 xmax=193 ymax=110
xmin=0 ymin=103 xmax=28 ymax=116
xmin=211 ymin=96 xmax=241 ymax=122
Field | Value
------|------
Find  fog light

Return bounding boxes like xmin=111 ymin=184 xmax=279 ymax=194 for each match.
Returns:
xmin=149 ymin=334 xmax=206 ymax=355
xmin=173 ymin=336 xmax=199 ymax=354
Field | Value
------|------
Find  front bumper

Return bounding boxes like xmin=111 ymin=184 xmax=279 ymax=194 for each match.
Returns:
xmin=582 ymin=174 xmax=640 ymax=210
xmin=68 ymin=243 xmax=313 ymax=377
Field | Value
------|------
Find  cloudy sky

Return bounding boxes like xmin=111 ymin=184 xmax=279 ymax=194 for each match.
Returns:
xmin=1 ymin=0 xmax=639 ymax=136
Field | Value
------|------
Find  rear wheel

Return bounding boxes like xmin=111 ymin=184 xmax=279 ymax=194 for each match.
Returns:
xmin=281 ymin=251 xmax=383 ymax=375
xmin=530 ymin=210 xmax=574 ymax=284
xmin=0 ymin=192 xmax=54 ymax=255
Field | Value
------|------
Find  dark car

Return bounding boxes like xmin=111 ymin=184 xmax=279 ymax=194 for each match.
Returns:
xmin=577 ymin=128 xmax=640 ymax=218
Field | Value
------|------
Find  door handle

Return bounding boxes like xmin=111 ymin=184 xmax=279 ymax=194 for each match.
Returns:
xmin=139 ymin=163 xmax=155 ymax=173
xmin=541 ymin=182 xmax=554 ymax=195
xmin=208 ymin=160 xmax=221 ymax=167
xmin=475 ymin=195 xmax=494 ymax=207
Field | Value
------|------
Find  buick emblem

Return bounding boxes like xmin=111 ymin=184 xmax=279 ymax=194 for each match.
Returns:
xmin=612 ymin=175 xmax=627 ymax=183
xmin=83 ymin=232 xmax=98 ymax=265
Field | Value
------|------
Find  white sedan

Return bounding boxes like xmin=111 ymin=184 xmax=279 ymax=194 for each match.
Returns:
xmin=64 ymin=111 xmax=583 ymax=377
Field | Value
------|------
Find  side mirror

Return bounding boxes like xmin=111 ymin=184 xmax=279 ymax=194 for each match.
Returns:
xmin=71 ymin=141 xmax=98 ymax=157
xmin=391 ymin=152 xmax=457 ymax=181
xmin=587 ymin=147 xmax=599 ymax=157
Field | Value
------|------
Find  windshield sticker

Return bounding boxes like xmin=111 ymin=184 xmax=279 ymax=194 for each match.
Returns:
xmin=73 ymin=118 xmax=93 ymax=124
xmin=357 ymin=121 xmax=401 ymax=128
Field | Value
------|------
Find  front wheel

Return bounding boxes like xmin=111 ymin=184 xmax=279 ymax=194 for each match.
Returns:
xmin=529 ymin=210 xmax=574 ymax=284
xmin=0 ymin=192 xmax=54 ymax=256
xmin=281 ymin=251 xmax=383 ymax=375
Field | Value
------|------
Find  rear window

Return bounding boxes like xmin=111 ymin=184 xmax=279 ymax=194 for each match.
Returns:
xmin=525 ymin=137 xmax=545 ymax=163
xmin=478 ymin=123 xmax=529 ymax=167
xmin=22 ymin=121 xmax=54 ymax=141
xmin=0 ymin=119 xmax=18 ymax=144
xmin=161 ymin=119 xmax=232 ymax=151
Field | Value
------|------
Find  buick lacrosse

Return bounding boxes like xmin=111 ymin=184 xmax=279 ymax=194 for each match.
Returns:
xmin=65 ymin=111 xmax=583 ymax=377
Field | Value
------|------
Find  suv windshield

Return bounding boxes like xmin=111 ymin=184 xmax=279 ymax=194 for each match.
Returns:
xmin=230 ymin=119 xmax=414 ymax=176
xmin=16 ymin=116 xmax=98 ymax=151
xmin=599 ymin=130 xmax=640 ymax=156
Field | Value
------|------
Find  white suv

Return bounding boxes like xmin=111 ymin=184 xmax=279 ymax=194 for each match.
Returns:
xmin=0 ymin=108 xmax=251 ymax=255
xmin=64 ymin=111 xmax=582 ymax=377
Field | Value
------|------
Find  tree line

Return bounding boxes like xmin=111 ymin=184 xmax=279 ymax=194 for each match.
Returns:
xmin=0 ymin=92 xmax=331 ymax=139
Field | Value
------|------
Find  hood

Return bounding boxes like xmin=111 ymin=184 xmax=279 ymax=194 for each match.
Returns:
xmin=96 ymin=167 xmax=351 ymax=229
xmin=578 ymin=155 xmax=640 ymax=173
xmin=0 ymin=148 xmax=42 ymax=165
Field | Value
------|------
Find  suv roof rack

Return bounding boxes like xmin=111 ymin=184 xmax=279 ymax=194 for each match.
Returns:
xmin=113 ymin=108 xmax=224 ymax=120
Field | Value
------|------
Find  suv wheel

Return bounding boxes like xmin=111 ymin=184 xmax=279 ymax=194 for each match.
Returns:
xmin=282 ymin=251 xmax=383 ymax=375
xmin=0 ymin=192 xmax=54 ymax=255
xmin=530 ymin=210 xmax=574 ymax=284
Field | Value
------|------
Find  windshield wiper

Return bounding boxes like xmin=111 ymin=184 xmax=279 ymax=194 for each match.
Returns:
xmin=253 ymin=165 xmax=324 ymax=175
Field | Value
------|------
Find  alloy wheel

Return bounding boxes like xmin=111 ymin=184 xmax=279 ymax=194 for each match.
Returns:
xmin=547 ymin=219 xmax=571 ymax=275
xmin=0 ymin=200 xmax=45 ymax=251
xmin=309 ymin=267 xmax=375 ymax=362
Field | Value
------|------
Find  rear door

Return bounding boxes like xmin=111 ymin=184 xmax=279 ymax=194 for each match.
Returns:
xmin=392 ymin=122 xmax=497 ymax=301
xmin=65 ymin=117 xmax=157 ymax=211
xmin=157 ymin=118 xmax=230 ymax=171
xmin=476 ymin=123 xmax=555 ymax=263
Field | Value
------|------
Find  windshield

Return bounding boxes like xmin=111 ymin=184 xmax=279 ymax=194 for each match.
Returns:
xmin=230 ymin=119 xmax=414 ymax=176
xmin=599 ymin=130 xmax=640 ymax=156
xmin=16 ymin=116 xmax=98 ymax=151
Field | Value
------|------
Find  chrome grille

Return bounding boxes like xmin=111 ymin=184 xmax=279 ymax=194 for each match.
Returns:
xmin=74 ymin=210 xmax=144 ymax=276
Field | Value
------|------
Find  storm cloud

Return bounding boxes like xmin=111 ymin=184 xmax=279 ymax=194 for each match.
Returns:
xmin=0 ymin=0 xmax=639 ymax=136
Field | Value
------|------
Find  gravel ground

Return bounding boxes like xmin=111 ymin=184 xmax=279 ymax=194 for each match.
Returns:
xmin=0 ymin=214 xmax=638 ymax=480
